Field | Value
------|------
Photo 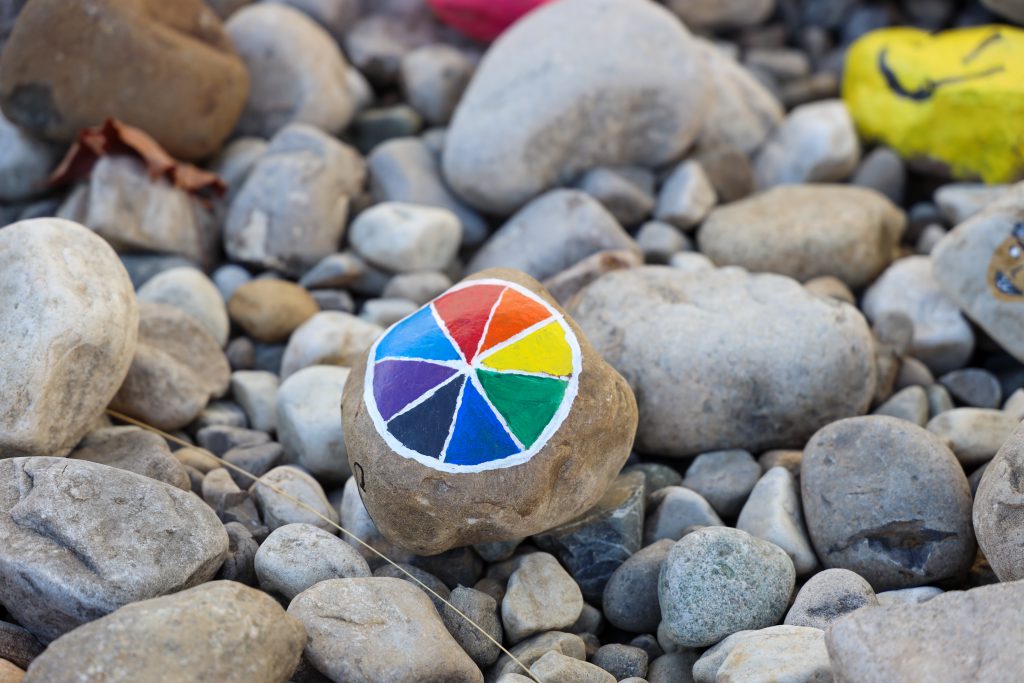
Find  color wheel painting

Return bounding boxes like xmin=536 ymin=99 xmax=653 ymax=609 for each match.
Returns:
xmin=364 ymin=279 xmax=582 ymax=473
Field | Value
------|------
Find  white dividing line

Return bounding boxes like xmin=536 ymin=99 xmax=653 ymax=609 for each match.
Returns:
xmin=430 ymin=302 xmax=467 ymax=363
xmin=471 ymin=287 xmax=508 ymax=361
xmin=479 ymin=368 xmax=571 ymax=380
xmin=438 ymin=377 xmax=468 ymax=463
xmin=375 ymin=356 xmax=464 ymax=369
xmin=385 ymin=371 xmax=464 ymax=424
xmin=474 ymin=314 xmax=558 ymax=363
xmin=467 ymin=369 xmax=526 ymax=451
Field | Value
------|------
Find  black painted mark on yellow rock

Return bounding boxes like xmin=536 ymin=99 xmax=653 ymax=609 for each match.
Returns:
xmin=877 ymin=41 xmax=1006 ymax=102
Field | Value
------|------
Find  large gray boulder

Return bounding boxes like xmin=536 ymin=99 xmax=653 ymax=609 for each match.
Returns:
xmin=571 ymin=266 xmax=876 ymax=456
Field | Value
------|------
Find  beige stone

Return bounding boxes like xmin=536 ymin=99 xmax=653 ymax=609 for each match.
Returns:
xmin=229 ymin=280 xmax=320 ymax=343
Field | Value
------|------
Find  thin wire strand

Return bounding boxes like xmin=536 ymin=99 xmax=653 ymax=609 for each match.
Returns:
xmin=105 ymin=409 xmax=541 ymax=682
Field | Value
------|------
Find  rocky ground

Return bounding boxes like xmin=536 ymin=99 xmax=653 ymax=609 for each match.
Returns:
xmin=1 ymin=0 xmax=1024 ymax=681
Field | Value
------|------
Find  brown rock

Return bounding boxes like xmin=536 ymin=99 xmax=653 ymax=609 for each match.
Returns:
xmin=342 ymin=268 xmax=638 ymax=555
xmin=0 ymin=659 xmax=23 ymax=683
xmin=228 ymin=279 xmax=320 ymax=343
xmin=111 ymin=303 xmax=230 ymax=431
xmin=22 ymin=582 xmax=305 ymax=683
xmin=0 ymin=0 xmax=249 ymax=160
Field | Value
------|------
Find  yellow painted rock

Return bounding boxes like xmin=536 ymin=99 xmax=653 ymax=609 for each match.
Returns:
xmin=843 ymin=25 xmax=1024 ymax=184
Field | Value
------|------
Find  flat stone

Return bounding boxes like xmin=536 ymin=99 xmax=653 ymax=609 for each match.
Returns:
xmin=367 ymin=137 xmax=489 ymax=248
xmin=644 ymin=487 xmax=723 ymax=544
xmin=753 ymin=99 xmax=860 ymax=188
xmin=0 ymin=110 xmax=59 ymax=202
xmin=665 ymin=0 xmax=775 ymax=30
xmin=654 ymin=160 xmax=716 ymax=231
xmin=487 ymin=632 xmax=585 ymax=683
xmin=974 ymin=423 xmax=1024 ymax=581
xmin=468 ymin=189 xmax=639 ymax=282
xmin=110 ymin=303 xmax=230 ymax=431
xmin=876 ymin=585 xmax=944 ymax=606
xmin=698 ymin=184 xmax=904 ymax=288
xmin=530 ymin=651 xmax=614 ymax=683
xmin=576 ymin=167 xmax=656 ymax=227
xmin=229 ymin=371 xmax=278 ymax=434
xmin=137 ymin=267 xmax=229 ymax=347
xmin=938 ymin=368 xmax=1002 ymax=409
xmin=571 ymin=266 xmax=876 ymax=456
xmin=442 ymin=0 xmax=708 ymax=214
xmin=933 ymin=183 xmax=1024 ymax=363
xmin=801 ymin=416 xmax=975 ymax=590
xmin=217 ymin=522 xmax=259 ymax=585
xmin=636 ymin=221 xmax=691 ymax=264
xmin=382 ymin=271 xmax=454 ymax=305
xmin=926 ymin=408 xmax=1018 ymax=467
xmin=255 ymin=523 xmax=371 ymax=600
xmin=441 ymin=586 xmax=503 ymax=668
xmin=0 ymin=458 xmax=228 ymax=643
xmin=225 ymin=123 xmax=364 ymax=277
xmin=228 ymin=280 xmax=320 ymax=344
xmin=862 ymin=256 xmax=974 ymax=375
xmin=682 ymin=449 xmax=761 ymax=519
xmin=276 ymin=365 xmax=352 ymax=484
xmin=602 ymin=539 xmax=673 ymax=633
xmin=737 ymin=467 xmax=818 ymax=576
xmin=0 ymin=219 xmax=137 ymax=457
xmin=784 ymin=568 xmax=877 ymax=629
xmin=694 ymin=625 xmax=831 ymax=683
xmin=281 ymin=311 xmax=382 ymax=379
xmin=22 ymin=582 xmax=305 ymax=683
xmin=873 ymin=385 xmax=930 ymax=425
xmin=591 ymin=644 xmax=647 ymax=680
xmin=249 ymin=465 xmax=338 ymax=533
xmin=70 ymin=426 xmax=190 ymax=491
xmin=826 ymin=580 xmax=1024 ymax=681
xmin=658 ymin=527 xmax=796 ymax=648
xmin=289 ymin=577 xmax=484 ymax=683
xmin=400 ymin=44 xmax=473 ymax=126
xmin=349 ymin=202 xmax=461 ymax=272
xmin=532 ymin=470 xmax=645 ymax=602
xmin=502 ymin=553 xmax=583 ymax=643
xmin=226 ymin=4 xmax=354 ymax=137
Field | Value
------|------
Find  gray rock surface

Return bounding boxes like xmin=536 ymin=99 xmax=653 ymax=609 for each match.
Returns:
xmin=932 ymin=183 xmax=1024 ymax=363
xmin=280 ymin=311 xmax=382 ymax=378
xmin=533 ymin=470 xmax=645 ymax=602
xmin=0 ymin=458 xmax=228 ymax=643
xmin=276 ymin=365 xmax=352 ymax=484
xmin=110 ymin=303 xmax=230 ymax=431
xmin=826 ymin=580 xmax=1024 ymax=682
xmin=658 ymin=527 xmax=795 ymax=648
xmin=22 ymin=582 xmax=305 ymax=683
xmin=249 ymin=465 xmax=339 ymax=533
xmin=254 ymin=523 xmax=370 ymax=599
xmin=69 ymin=426 xmax=190 ymax=491
xmin=137 ymin=267 xmax=229 ymax=347
xmin=441 ymin=586 xmax=503 ymax=668
xmin=784 ymin=568 xmax=877 ymax=629
xmin=602 ymin=539 xmax=674 ymax=634
xmin=225 ymin=124 xmax=364 ymax=276
xmin=862 ymin=256 xmax=974 ymax=374
xmin=349 ymin=201 xmax=461 ymax=272
xmin=698 ymin=184 xmax=904 ymax=288
xmin=502 ymin=553 xmax=584 ymax=643
xmin=753 ymin=99 xmax=860 ymax=188
xmin=654 ymin=160 xmax=717 ymax=231
xmin=926 ymin=408 xmax=1018 ymax=467
xmin=226 ymin=4 xmax=355 ymax=137
xmin=0 ymin=110 xmax=59 ymax=202
xmin=974 ymin=424 xmax=1024 ymax=581
xmin=530 ymin=651 xmax=614 ymax=683
xmin=682 ymin=450 xmax=761 ymax=519
xmin=693 ymin=625 xmax=831 ymax=683
xmin=644 ymin=486 xmax=723 ymax=544
xmin=737 ymin=467 xmax=818 ymax=575
xmin=0 ymin=219 xmax=138 ymax=458
xmin=801 ymin=416 xmax=975 ymax=590
xmin=468 ymin=190 xmax=638 ymax=282
xmin=443 ymin=0 xmax=708 ymax=214
xmin=571 ymin=266 xmax=876 ymax=456
xmin=289 ymin=577 xmax=484 ymax=683
xmin=487 ymin=631 xmax=585 ymax=683
xmin=230 ymin=370 xmax=279 ymax=434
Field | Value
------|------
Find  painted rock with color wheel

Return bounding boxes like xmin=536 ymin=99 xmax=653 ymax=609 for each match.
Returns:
xmin=342 ymin=268 xmax=637 ymax=555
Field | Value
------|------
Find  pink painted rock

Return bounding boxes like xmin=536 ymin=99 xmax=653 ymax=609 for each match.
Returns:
xmin=427 ymin=0 xmax=553 ymax=41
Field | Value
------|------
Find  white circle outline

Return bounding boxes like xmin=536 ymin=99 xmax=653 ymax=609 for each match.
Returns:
xmin=363 ymin=278 xmax=583 ymax=474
